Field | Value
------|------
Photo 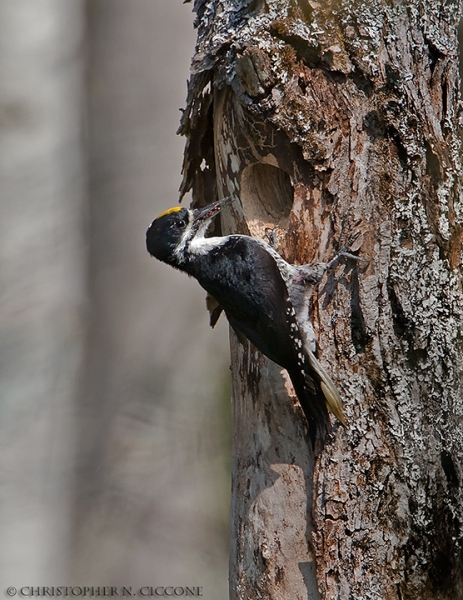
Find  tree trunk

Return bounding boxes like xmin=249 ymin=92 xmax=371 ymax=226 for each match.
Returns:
xmin=182 ymin=0 xmax=463 ymax=599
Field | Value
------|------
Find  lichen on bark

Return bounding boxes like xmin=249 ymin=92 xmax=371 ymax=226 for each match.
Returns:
xmin=181 ymin=1 xmax=463 ymax=598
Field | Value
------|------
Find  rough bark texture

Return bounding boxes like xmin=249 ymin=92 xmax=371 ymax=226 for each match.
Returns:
xmin=181 ymin=1 xmax=463 ymax=599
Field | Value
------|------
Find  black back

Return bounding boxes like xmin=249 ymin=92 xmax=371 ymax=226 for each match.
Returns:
xmin=186 ymin=236 xmax=331 ymax=444
xmin=187 ymin=237 xmax=295 ymax=367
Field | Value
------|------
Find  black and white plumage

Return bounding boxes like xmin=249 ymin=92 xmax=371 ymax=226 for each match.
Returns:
xmin=146 ymin=197 xmax=345 ymax=446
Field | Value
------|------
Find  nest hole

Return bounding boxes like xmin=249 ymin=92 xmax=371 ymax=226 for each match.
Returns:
xmin=240 ymin=163 xmax=293 ymax=238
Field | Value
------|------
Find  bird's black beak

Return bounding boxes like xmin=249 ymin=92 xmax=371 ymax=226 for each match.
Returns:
xmin=192 ymin=196 xmax=234 ymax=224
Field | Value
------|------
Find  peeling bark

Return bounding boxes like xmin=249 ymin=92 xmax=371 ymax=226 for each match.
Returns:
xmin=181 ymin=1 xmax=463 ymax=598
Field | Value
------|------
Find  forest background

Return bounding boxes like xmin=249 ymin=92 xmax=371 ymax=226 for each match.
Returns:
xmin=0 ymin=2 xmax=231 ymax=598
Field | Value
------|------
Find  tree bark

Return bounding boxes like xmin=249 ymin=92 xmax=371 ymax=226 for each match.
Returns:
xmin=182 ymin=0 xmax=463 ymax=598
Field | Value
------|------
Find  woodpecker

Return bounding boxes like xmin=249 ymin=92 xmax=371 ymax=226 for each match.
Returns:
xmin=146 ymin=197 xmax=348 ymax=447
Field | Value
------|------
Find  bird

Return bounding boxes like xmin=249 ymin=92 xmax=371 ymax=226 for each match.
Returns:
xmin=146 ymin=196 xmax=348 ymax=447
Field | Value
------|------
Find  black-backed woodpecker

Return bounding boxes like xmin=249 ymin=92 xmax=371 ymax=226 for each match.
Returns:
xmin=146 ymin=197 xmax=346 ymax=447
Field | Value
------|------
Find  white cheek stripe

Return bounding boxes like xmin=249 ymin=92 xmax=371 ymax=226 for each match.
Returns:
xmin=175 ymin=221 xmax=229 ymax=260
xmin=188 ymin=235 xmax=228 ymax=255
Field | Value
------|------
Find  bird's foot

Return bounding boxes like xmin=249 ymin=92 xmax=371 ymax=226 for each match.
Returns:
xmin=264 ymin=226 xmax=282 ymax=249
xmin=324 ymin=232 xmax=369 ymax=270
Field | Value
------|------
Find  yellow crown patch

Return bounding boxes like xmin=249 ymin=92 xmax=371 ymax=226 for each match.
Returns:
xmin=156 ymin=206 xmax=183 ymax=219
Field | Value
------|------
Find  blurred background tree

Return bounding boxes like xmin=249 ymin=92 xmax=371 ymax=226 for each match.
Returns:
xmin=0 ymin=0 xmax=230 ymax=596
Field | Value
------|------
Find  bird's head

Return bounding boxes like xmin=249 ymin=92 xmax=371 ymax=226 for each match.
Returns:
xmin=146 ymin=196 xmax=233 ymax=266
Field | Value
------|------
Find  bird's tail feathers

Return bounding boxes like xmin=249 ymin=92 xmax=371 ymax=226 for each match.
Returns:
xmin=287 ymin=352 xmax=345 ymax=449
xmin=288 ymin=368 xmax=331 ymax=448
xmin=306 ymin=351 xmax=346 ymax=426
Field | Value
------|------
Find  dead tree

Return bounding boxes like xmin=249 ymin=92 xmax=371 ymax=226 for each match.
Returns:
xmin=181 ymin=1 xmax=463 ymax=598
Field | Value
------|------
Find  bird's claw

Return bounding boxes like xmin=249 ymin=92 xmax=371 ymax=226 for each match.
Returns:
xmin=264 ymin=226 xmax=282 ymax=249
xmin=337 ymin=251 xmax=369 ymax=263
xmin=325 ymin=231 xmax=369 ymax=270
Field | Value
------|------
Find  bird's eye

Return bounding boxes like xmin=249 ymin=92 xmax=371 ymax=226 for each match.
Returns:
xmin=174 ymin=219 xmax=186 ymax=229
